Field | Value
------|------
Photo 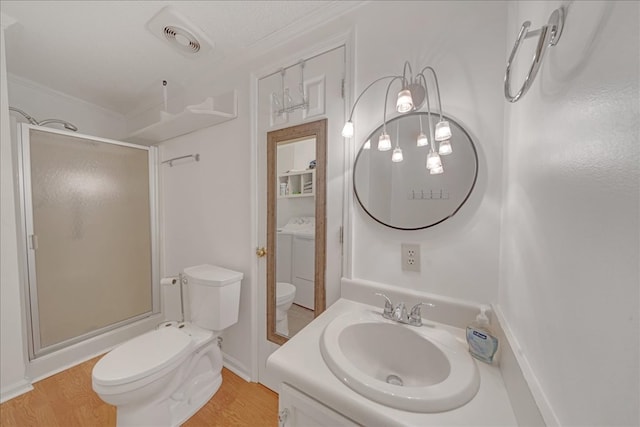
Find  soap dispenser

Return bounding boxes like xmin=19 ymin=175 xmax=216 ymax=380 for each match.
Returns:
xmin=466 ymin=305 xmax=498 ymax=364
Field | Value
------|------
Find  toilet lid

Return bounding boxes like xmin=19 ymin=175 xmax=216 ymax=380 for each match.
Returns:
xmin=93 ymin=327 xmax=194 ymax=387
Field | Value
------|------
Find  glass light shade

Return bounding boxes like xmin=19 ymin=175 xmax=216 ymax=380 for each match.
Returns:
xmin=430 ymin=165 xmax=444 ymax=175
xmin=378 ymin=131 xmax=392 ymax=151
xmin=426 ymin=150 xmax=442 ymax=170
xmin=438 ymin=139 xmax=452 ymax=155
xmin=417 ymin=132 xmax=429 ymax=147
xmin=342 ymin=121 xmax=354 ymax=138
xmin=391 ymin=147 xmax=403 ymax=162
xmin=435 ymin=120 xmax=452 ymax=141
xmin=396 ymin=89 xmax=414 ymax=113
xmin=363 ymin=139 xmax=371 ymax=150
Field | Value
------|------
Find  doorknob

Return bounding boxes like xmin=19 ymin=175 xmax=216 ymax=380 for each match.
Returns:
xmin=256 ymin=247 xmax=267 ymax=257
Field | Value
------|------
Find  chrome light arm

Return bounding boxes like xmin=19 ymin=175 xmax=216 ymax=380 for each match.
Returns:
xmin=346 ymin=75 xmax=398 ymax=122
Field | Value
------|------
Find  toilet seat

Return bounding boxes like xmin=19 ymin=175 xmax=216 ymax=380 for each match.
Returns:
xmin=276 ymin=282 xmax=296 ymax=305
xmin=93 ymin=327 xmax=194 ymax=388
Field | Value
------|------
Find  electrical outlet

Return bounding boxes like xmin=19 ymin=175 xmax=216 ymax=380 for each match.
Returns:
xmin=401 ymin=243 xmax=421 ymax=272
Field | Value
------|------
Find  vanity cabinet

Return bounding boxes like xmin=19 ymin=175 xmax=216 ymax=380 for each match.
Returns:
xmin=278 ymin=170 xmax=315 ymax=198
xmin=279 ymin=383 xmax=358 ymax=427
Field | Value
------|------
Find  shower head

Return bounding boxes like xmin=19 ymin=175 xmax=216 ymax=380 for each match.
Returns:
xmin=37 ymin=119 xmax=79 ymax=132
xmin=8 ymin=106 xmax=78 ymax=132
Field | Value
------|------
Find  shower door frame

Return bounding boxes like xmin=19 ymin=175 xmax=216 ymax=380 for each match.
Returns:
xmin=16 ymin=124 xmax=161 ymax=360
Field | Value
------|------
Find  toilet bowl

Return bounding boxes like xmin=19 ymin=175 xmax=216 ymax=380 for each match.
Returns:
xmin=276 ymin=282 xmax=296 ymax=336
xmin=92 ymin=265 xmax=243 ymax=427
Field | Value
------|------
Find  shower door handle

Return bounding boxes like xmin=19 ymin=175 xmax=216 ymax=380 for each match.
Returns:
xmin=29 ymin=234 xmax=38 ymax=250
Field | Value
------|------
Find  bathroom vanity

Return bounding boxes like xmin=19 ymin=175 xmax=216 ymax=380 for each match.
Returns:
xmin=267 ymin=281 xmax=517 ymax=426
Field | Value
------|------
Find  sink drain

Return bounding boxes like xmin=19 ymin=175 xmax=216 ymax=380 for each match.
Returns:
xmin=386 ymin=374 xmax=404 ymax=386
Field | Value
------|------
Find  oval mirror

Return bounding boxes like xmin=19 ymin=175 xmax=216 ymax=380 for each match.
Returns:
xmin=353 ymin=112 xmax=478 ymax=230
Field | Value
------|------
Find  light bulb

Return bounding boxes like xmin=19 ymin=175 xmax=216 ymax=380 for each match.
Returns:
xmin=417 ymin=132 xmax=429 ymax=147
xmin=426 ymin=150 xmax=442 ymax=170
xmin=430 ymin=165 xmax=444 ymax=175
xmin=396 ymin=89 xmax=414 ymax=113
xmin=391 ymin=147 xmax=403 ymax=162
xmin=378 ymin=131 xmax=391 ymax=151
xmin=438 ymin=139 xmax=452 ymax=155
xmin=363 ymin=139 xmax=371 ymax=150
xmin=342 ymin=121 xmax=354 ymax=138
xmin=435 ymin=120 xmax=452 ymax=141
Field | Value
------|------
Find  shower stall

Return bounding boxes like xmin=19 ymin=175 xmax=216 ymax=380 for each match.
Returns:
xmin=16 ymin=124 xmax=160 ymax=360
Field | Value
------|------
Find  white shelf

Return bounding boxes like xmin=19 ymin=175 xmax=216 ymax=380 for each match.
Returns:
xmin=278 ymin=170 xmax=315 ymax=198
xmin=126 ymin=90 xmax=237 ymax=145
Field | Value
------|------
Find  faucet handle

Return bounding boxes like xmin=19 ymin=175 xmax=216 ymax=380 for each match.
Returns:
xmin=374 ymin=293 xmax=394 ymax=318
xmin=409 ymin=302 xmax=435 ymax=326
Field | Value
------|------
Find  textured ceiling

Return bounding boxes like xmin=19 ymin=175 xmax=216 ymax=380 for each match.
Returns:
xmin=1 ymin=1 xmax=359 ymax=114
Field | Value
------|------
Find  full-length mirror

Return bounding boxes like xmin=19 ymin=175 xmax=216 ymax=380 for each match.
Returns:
xmin=267 ymin=119 xmax=326 ymax=344
xmin=353 ymin=112 xmax=478 ymax=230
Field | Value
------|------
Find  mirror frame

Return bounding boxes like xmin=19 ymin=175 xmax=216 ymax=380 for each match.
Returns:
xmin=266 ymin=119 xmax=327 ymax=345
xmin=353 ymin=112 xmax=478 ymax=230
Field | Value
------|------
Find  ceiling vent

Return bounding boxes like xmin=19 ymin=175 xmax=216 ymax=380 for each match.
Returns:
xmin=146 ymin=6 xmax=213 ymax=58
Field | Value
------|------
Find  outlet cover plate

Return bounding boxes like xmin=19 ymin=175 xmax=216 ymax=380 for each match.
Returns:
xmin=401 ymin=243 xmax=421 ymax=272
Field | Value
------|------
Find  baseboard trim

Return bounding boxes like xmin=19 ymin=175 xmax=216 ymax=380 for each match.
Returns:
xmin=0 ymin=378 xmax=33 ymax=403
xmin=222 ymin=352 xmax=251 ymax=383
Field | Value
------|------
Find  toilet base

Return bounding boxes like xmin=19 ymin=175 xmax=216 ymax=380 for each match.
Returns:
xmin=170 ymin=371 xmax=222 ymax=426
xmin=110 ymin=331 xmax=223 ymax=427
xmin=116 ymin=371 xmax=221 ymax=427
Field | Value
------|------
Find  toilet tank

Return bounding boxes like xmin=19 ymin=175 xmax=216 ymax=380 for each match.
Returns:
xmin=183 ymin=264 xmax=243 ymax=331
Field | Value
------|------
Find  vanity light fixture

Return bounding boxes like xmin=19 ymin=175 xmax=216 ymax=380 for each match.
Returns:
xmin=438 ymin=139 xmax=452 ymax=155
xmin=342 ymin=61 xmax=453 ymax=171
xmin=378 ymin=129 xmax=392 ymax=151
xmin=396 ymin=88 xmax=414 ymax=113
xmin=417 ymin=115 xmax=429 ymax=147
xmin=272 ymin=60 xmax=308 ymax=116
xmin=391 ymin=121 xmax=403 ymax=162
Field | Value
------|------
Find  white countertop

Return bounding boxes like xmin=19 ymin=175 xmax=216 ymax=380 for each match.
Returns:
xmin=267 ymin=298 xmax=517 ymax=426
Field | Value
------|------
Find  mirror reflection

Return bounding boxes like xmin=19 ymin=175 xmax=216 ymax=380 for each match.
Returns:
xmin=276 ymin=138 xmax=316 ymax=336
xmin=353 ymin=113 xmax=478 ymax=230
xmin=267 ymin=120 xmax=326 ymax=344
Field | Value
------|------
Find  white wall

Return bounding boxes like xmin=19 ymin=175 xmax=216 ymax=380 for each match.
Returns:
xmin=0 ymin=15 xmax=32 ymax=403
xmin=349 ymin=1 xmax=507 ymax=304
xmin=159 ymin=69 xmax=255 ymax=376
xmin=499 ymin=1 xmax=639 ymax=425
xmin=7 ymin=74 xmax=126 ymax=140
xmin=158 ymin=0 xmax=508 ymax=381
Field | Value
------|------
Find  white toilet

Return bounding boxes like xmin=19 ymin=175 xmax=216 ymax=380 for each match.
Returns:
xmin=92 ymin=264 xmax=243 ymax=427
xmin=275 ymin=282 xmax=296 ymax=336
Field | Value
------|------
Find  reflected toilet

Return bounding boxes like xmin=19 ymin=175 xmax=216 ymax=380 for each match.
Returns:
xmin=276 ymin=282 xmax=296 ymax=336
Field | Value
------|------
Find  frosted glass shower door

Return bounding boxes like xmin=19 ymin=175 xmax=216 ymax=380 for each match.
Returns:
xmin=20 ymin=126 xmax=159 ymax=357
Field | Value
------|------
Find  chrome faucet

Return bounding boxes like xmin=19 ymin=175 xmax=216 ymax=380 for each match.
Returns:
xmin=393 ymin=302 xmax=409 ymax=323
xmin=375 ymin=293 xmax=435 ymax=327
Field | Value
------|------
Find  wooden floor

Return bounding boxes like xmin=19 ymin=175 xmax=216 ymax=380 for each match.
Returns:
xmin=0 ymin=356 xmax=278 ymax=426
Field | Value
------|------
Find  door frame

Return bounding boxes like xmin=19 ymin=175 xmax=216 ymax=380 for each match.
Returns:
xmin=250 ymin=32 xmax=354 ymax=388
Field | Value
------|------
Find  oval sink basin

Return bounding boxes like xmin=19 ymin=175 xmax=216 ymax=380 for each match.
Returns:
xmin=320 ymin=309 xmax=480 ymax=412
